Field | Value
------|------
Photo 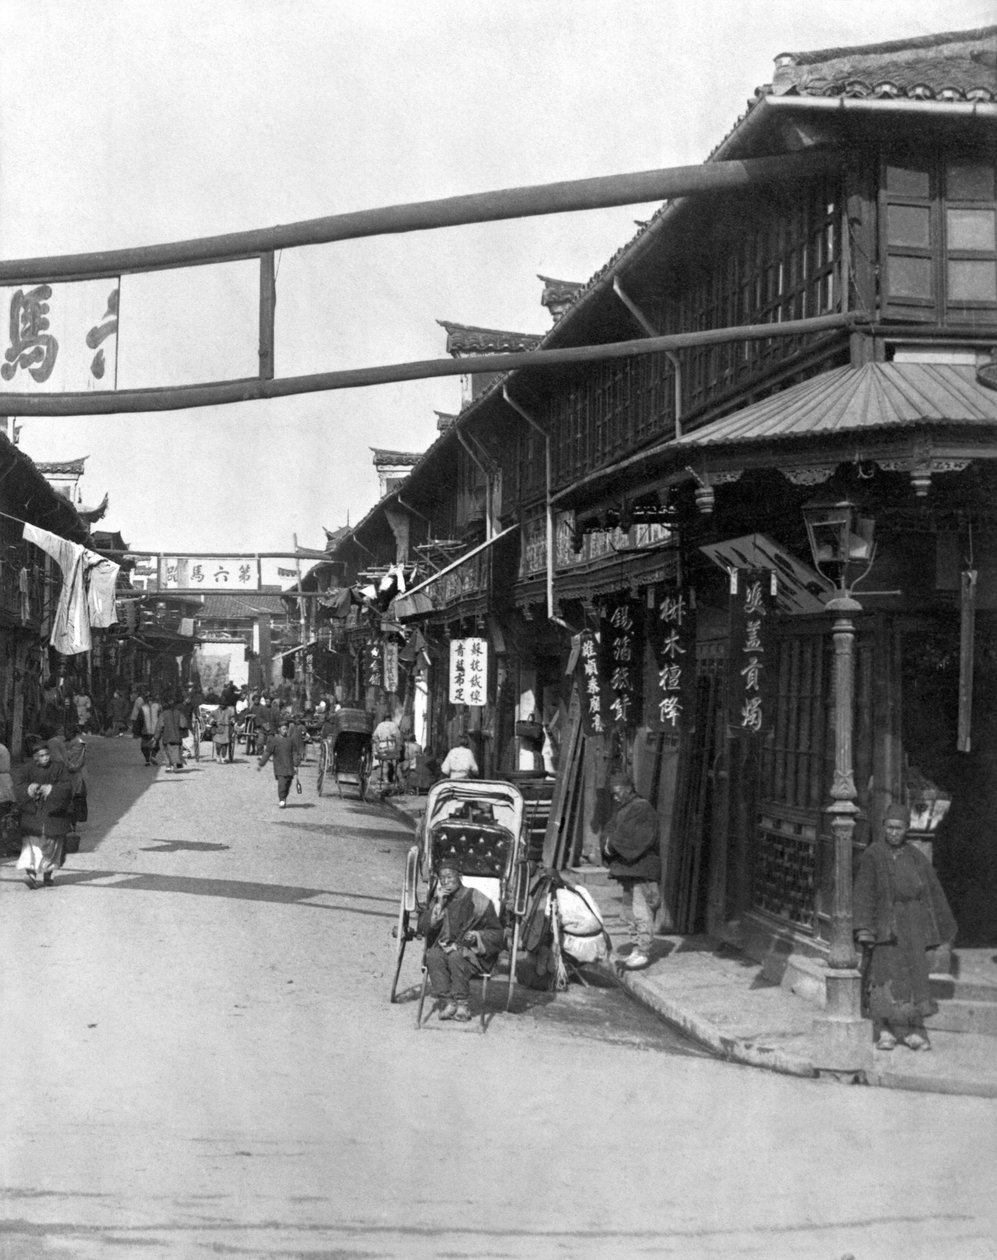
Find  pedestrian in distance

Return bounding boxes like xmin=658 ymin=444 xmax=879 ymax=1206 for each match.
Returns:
xmin=417 ymin=857 xmax=504 ymax=1022
xmin=257 ymin=718 xmax=300 ymax=808
xmin=212 ymin=703 xmax=234 ymax=763
xmin=601 ymin=772 xmax=662 ymax=971
xmin=854 ymin=803 xmax=957 ymax=1052
xmin=110 ymin=688 xmax=130 ymax=736
xmin=137 ymin=694 xmax=162 ymax=766
xmin=14 ymin=743 xmax=74 ymax=889
xmin=156 ymin=696 xmax=187 ymax=773
xmin=440 ymin=733 xmax=478 ymax=781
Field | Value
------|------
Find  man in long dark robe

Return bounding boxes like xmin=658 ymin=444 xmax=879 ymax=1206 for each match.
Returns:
xmin=854 ymin=803 xmax=957 ymax=1052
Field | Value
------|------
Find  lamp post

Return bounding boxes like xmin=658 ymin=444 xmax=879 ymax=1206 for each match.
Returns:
xmin=803 ymin=494 xmax=876 ymax=1069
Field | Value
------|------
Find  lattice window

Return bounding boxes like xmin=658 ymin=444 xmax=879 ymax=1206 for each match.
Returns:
xmin=761 ymin=633 xmax=830 ymax=812
xmin=881 ymin=149 xmax=997 ymax=322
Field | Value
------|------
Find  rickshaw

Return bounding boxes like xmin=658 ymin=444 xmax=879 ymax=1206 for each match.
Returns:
xmin=390 ymin=779 xmax=530 ymax=1028
xmin=316 ymin=708 xmax=374 ymax=800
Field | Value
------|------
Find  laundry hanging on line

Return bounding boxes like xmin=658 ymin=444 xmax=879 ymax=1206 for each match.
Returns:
xmin=23 ymin=523 xmax=121 ymax=655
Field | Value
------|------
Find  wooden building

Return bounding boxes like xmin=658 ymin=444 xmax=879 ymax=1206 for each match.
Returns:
xmin=327 ymin=28 xmax=997 ymax=1000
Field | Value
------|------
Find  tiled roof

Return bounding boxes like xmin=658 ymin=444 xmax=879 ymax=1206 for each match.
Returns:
xmin=370 ymin=448 xmax=422 ymax=466
xmin=437 ymin=321 xmax=543 ymax=355
xmin=772 ymin=25 xmax=997 ymax=102
xmin=35 ymin=457 xmax=88 ymax=474
xmin=672 ymin=363 xmax=997 ymax=450
xmin=198 ymin=593 xmax=291 ymax=619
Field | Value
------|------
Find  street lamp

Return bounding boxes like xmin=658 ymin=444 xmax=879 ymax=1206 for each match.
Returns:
xmin=802 ymin=493 xmax=876 ymax=1068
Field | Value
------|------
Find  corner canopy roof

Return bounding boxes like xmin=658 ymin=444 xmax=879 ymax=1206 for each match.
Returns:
xmin=675 ymin=362 xmax=997 ymax=447
xmin=554 ymin=362 xmax=997 ymax=509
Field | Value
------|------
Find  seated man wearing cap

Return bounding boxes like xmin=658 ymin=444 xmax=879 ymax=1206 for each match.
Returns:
xmin=418 ymin=857 xmax=504 ymax=1022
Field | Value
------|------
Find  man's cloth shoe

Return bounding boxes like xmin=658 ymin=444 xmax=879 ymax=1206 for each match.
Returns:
xmin=452 ymin=1002 xmax=472 ymax=1022
xmin=622 ymin=952 xmax=651 ymax=970
xmin=875 ymin=1031 xmax=898 ymax=1051
xmin=438 ymin=1001 xmax=459 ymax=1021
xmin=904 ymin=1033 xmax=931 ymax=1051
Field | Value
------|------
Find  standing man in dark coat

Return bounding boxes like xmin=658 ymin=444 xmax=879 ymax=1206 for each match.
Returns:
xmin=257 ymin=718 xmax=300 ymax=808
xmin=854 ymin=802 xmax=957 ymax=1052
xmin=601 ymin=772 xmax=661 ymax=971
xmin=156 ymin=696 xmax=187 ymax=773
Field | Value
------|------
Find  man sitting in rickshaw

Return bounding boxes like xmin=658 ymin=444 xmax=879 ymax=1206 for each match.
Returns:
xmin=418 ymin=857 xmax=504 ymax=1022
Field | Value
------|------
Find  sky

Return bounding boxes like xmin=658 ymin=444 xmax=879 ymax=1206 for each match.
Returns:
xmin=1 ymin=0 xmax=994 ymax=558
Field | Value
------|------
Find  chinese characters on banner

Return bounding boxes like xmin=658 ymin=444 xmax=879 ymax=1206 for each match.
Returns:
xmin=1 ymin=280 xmax=119 ymax=391
xmin=162 ymin=557 xmax=259 ymax=591
xmin=368 ymin=641 xmax=382 ymax=690
xmin=649 ymin=586 xmax=696 ymax=733
xmin=728 ymin=569 xmax=776 ymax=736
xmin=576 ymin=630 xmax=606 ymax=735
xmin=449 ymin=637 xmax=488 ymax=706
xmin=382 ymin=640 xmax=399 ymax=693
xmin=600 ymin=598 xmax=643 ymax=730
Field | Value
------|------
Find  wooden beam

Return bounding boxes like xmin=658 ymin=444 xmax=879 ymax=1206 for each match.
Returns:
xmin=0 ymin=311 xmax=864 ymax=416
xmin=0 ymin=150 xmax=838 ymax=283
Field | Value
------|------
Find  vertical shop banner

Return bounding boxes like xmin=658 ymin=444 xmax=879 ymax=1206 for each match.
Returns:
xmin=382 ymin=640 xmax=399 ymax=693
xmin=600 ymin=597 xmax=643 ymax=730
xmin=367 ymin=640 xmax=382 ymax=691
xmin=728 ymin=568 xmax=775 ymax=736
xmin=576 ymin=629 xmax=606 ymax=735
xmin=449 ymin=637 xmax=488 ymax=706
xmin=649 ymin=586 xmax=696 ymax=733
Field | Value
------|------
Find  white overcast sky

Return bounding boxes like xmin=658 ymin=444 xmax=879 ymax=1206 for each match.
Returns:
xmin=2 ymin=0 xmax=993 ymax=557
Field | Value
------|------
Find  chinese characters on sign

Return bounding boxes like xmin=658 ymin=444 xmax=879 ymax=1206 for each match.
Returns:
xmin=449 ymin=637 xmax=488 ymax=706
xmin=649 ymin=586 xmax=696 ymax=733
xmin=728 ymin=568 xmax=775 ymax=736
xmin=162 ymin=557 xmax=259 ymax=592
xmin=382 ymin=640 xmax=399 ymax=693
xmin=576 ymin=629 xmax=606 ymax=736
xmin=368 ymin=641 xmax=382 ymax=690
xmin=600 ymin=598 xmax=642 ymax=730
xmin=0 ymin=280 xmax=120 ymax=391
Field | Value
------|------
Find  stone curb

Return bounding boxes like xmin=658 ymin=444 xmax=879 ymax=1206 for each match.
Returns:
xmin=597 ymin=962 xmax=819 ymax=1079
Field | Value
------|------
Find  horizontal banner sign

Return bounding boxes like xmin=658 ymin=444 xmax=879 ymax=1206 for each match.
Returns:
xmin=1 ymin=279 xmax=119 ymax=392
xmin=162 ymin=557 xmax=260 ymax=591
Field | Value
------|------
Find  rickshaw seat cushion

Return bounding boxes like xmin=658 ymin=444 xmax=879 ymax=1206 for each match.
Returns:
xmin=432 ymin=822 xmax=512 ymax=878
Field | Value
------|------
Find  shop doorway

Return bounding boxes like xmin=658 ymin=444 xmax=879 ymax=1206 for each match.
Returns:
xmin=901 ymin=614 xmax=997 ymax=946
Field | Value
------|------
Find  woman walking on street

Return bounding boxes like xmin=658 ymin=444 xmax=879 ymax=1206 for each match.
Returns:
xmin=14 ymin=744 xmax=74 ymax=888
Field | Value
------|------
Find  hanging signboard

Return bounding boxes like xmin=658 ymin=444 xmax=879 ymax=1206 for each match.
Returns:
xmin=600 ymin=597 xmax=642 ymax=730
xmin=161 ymin=556 xmax=260 ymax=591
xmin=383 ymin=639 xmax=399 ymax=694
xmin=648 ymin=585 xmax=696 ymax=733
xmin=367 ymin=640 xmax=382 ymax=690
xmin=449 ymin=637 xmax=488 ymax=706
xmin=728 ymin=568 xmax=776 ymax=736
xmin=576 ymin=629 xmax=606 ymax=736
xmin=0 ymin=279 xmax=119 ymax=392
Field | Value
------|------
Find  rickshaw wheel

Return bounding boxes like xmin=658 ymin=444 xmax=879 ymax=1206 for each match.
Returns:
xmin=358 ymin=750 xmax=371 ymax=802
xmin=316 ymin=741 xmax=326 ymax=796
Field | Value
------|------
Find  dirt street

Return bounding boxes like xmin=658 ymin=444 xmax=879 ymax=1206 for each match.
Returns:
xmin=2 ymin=734 xmax=996 ymax=1260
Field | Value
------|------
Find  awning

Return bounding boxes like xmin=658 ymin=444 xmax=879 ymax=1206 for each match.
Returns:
xmin=391 ymin=526 xmax=517 ymax=620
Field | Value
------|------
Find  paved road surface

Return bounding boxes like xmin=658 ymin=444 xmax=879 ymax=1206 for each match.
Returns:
xmin=2 ymin=734 xmax=995 ymax=1259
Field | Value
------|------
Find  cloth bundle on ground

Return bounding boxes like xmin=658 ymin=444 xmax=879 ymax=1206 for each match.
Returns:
xmin=520 ymin=867 xmax=610 ymax=982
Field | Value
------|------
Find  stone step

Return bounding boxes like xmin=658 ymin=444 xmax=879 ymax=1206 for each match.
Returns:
xmin=927 ymin=1000 xmax=997 ymax=1036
